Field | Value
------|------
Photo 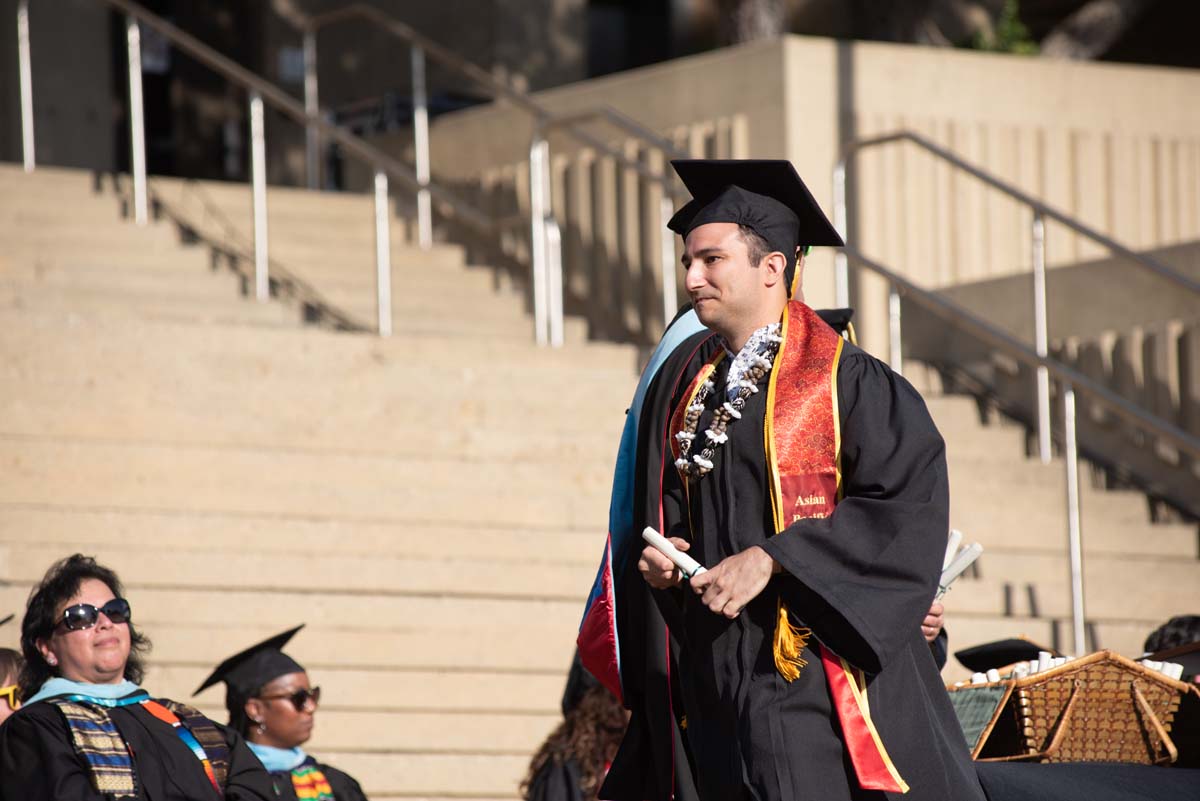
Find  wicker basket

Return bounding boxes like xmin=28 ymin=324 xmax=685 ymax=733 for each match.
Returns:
xmin=947 ymin=650 xmax=1199 ymax=765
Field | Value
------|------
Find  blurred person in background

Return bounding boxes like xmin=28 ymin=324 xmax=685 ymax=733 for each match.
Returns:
xmin=197 ymin=625 xmax=368 ymax=801
xmin=0 ymin=647 xmax=22 ymax=727
xmin=0 ymin=553 xmax=273 ymax=799
xmin=522 ymin=653 xmax=628 ymax=801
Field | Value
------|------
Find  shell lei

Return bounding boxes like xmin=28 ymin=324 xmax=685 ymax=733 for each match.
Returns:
xmin=675 ymin=323 xmax=782 ymax=479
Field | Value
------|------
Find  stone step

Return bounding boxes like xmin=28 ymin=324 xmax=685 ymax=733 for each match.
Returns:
xmin=0 ymin=586 xmax=582 ymax=667
xmin=0 ymin=543 xmax=596 ymax=603
xmin=0 ymin=439 xmax=611 ymax=529
xmin=0 ymin=305 xmax=641 ymax=370
xmin=0 ymin=285 xmax=300 ymax=328
xmin=0 ymin=508 xmax=603 ymax=564
xmin=937 ymin=564 xmax=1197 ymax=621
xmin=146 ymin=664 xmax=567 ymax=715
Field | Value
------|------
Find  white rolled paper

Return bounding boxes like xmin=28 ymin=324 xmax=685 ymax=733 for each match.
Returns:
xmin=944 ymin=529 xmax=964 ymax=571
xmin=642 ymin=527 xmax=707 ymax=579
xmin=971 ymin=672 xmax=987 ymax=685
xmin=986 ymin=668 xmax=1001 ymax=683
xmin=937 ymin=542 xmax=983 ymax=597
xmin=1038 ymin=651 xmax=1053 ymax=673
xmin=1164 ymin=662 xmax=1185 ymax=681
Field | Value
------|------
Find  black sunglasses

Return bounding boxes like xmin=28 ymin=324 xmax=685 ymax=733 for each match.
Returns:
xmin=257 ymin=686 xmax=321 ymax=712
xmin=55 ymin=598 xmax=131 ymax=632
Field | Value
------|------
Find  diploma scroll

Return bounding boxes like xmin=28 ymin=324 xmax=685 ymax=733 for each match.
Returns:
xmin=937 ymin=541 xmax=983 ymax=599
xmin=642 ymin=527 xmax=707 ymax=580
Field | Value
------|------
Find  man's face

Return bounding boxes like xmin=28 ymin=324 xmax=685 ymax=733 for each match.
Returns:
xmin=682 ymin=222 xmax=766 ymax=335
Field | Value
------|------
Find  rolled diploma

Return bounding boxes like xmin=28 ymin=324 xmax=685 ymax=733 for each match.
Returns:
xmin=642 ymin=527 xmax=707 ymax=579
xmin=937 ymin=542 xmax=983 ymax=598
xmin=943 ymin=529 xmax=963 ymax=570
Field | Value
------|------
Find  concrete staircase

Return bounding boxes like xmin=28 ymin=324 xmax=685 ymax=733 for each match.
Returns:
xmin=1 ymin=162 xmax=1196 ymax=797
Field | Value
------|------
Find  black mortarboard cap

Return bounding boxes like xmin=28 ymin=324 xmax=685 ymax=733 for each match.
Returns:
xmin=667 ymin=160 xmax=844 ymax=253
xmin=955 ymin=638 xmax=1059 ymax=674
xmin=561 ymin=649 xmax=601 ymax=717
xmin=193 ymin=625 xmax=306 ymax=715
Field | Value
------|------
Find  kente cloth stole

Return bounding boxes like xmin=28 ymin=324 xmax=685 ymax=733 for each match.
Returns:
xmin=291 ymin=762 xmax=336 ymax=800
xmin=669 ymin=300 xmax=908 ymax=795
xmin=50 ymin=696 xmax=229 ymax=798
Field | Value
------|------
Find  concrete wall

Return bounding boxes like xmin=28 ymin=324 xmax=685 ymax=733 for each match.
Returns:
xmin=398 ymin=35 xmax=1200 ymax=355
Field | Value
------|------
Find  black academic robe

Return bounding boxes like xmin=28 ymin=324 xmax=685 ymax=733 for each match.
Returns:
xmin=524 ymin=757 xmax=586 ymax=801
xmin=602 ymin=321 xmax=985 ymax=801
xmin=264 ymin=759 xmax=369 ymax=801
xmin=0 ymin=700 xmax=275 ymax=800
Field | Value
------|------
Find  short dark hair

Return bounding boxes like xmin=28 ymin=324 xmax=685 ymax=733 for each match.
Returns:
xmin=1144 ymin=615 xmax=1200 ymax=654
xmin=737 ymin=224 xmax=799 ymax=293
xmin=19 ymin=554 xmax=151 ymax=698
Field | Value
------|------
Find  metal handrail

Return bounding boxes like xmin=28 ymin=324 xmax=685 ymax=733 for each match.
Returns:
xmin=846 ymin=247 xmax=1200 ymax=461
xmin=529 ymin=109 xmax=690 ymax=346
xmin=18 ymin=0 xmax=496 ymax=336
xmin=291 ymin=2 xmax=690 ymax=346
xmin=846 ymin=243 xmax=1200 ymax=657
xmin=833 ymin=129 xmax=1200 ymax=463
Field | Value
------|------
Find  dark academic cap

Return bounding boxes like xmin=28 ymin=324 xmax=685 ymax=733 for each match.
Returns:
xmin=561 ymin=649 xmax=601 ymax=717
xmin=955 ymin=638 xmax=1059 ymax=674
xmin=193 ymin=625 xmax=306 ymax=713
xmin=666 ymin=159 xmax=844 ymax=252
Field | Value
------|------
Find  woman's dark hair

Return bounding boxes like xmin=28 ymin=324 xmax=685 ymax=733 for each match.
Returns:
xmin=0 ymin=648 xmax=23 ymax=692
xmin=18 ymin=554 xmax=151 ymax=698
xmin=520 ymin=684 xmax=627 ymax=800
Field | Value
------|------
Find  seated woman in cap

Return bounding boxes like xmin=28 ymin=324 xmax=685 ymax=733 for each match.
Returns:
xmin=197 ymin=625 xmax=368 ymax=801
xmin=0 ymin=554 xmax=274 ymax=800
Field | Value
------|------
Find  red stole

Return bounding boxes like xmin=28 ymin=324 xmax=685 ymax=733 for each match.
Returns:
xmin=670 ymin=300 xmax=908 ymax=795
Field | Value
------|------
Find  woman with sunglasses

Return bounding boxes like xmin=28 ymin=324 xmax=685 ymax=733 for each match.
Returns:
xmin=196 ymin=625 xmax=368 ymax=801
xmin=0 ymin=553 xmax=274 ymax=800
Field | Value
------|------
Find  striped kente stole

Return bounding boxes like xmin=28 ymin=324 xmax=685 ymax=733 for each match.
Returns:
xmin=53 ymin=700 xmax=140 ymax=798
xmin=50 ymin=695 xmax=229 ymax=797
xmin=291 ymin=760 xmax=335 ymax=800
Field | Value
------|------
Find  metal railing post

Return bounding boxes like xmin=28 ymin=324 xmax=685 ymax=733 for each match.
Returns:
xmin=373 ymin=170 xmax=393 ymax=336
xmin=411 ymin=44 xmax=432 ymax=249
xmin=125 ymin=16 xmax=148 ymax=225
xmin=528 ymin=136 xmax=549 ymax=346
xmin=1062 ymin=383 xmax=1086 ymax=656
xmin=17 ymin=0 xmax=35 ymax=172
xmin=303 ymin=28 xmax=319 ymax=190
xmin=888 ymin=285 xmax=903 ymax=374
xmin=659 ymin=195 xmax=678 ymax=331
xmin=832 ymin=161 xmax=849 ymax=308
xmin=547 ymin=219 xmax=563 ymax=347
xmin=1032 ymin=213 xmax=1052 ymax=464
xmin=249 ymin=90 xmax=270 ymax=302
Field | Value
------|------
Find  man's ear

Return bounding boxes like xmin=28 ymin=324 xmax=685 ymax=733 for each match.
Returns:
xmin=762 ymin=251 xmax=788 ymax=289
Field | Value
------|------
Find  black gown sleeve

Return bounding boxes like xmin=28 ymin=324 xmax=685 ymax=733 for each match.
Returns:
xmin=0 ymin=707 xmax=100 ymax=800
xmin=322 ymin=762 xmax=370 ymax=801
xmin=219 ymin=723 xmax=277 ymax=800
xmin=524 ymin=757 xmax=585 ymax=801
xmin=759 ymin=351 xmax=949 ymax=675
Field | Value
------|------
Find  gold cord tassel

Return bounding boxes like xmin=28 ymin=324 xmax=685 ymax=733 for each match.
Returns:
xmin=773 ymin=598 xmax=811 ymax=682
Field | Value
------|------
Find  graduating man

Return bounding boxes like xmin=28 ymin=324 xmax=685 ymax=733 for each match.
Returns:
xmin=587 ymin=160 xmax=984 ymax=801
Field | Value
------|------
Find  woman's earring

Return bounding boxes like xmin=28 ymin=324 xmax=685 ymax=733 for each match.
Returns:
xmin=46 ymin=655 xmax=57 ymax=666
xmin=254 ymin=719 xmax=266 ymax=735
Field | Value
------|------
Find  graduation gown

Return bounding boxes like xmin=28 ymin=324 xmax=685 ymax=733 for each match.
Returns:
xmin=263 ymin=759 xmax=369 ymax=801
xmin=524 ymin=757 xmax=586 ymax=801
xmin=602 ymin=318 xmax=985 ymax=801
xmin=0 ymin=700 xmax=275 ymax=800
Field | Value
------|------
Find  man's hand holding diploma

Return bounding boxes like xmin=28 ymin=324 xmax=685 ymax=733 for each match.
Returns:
xmin=639 ymin=527 xmax=781 ymax=618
